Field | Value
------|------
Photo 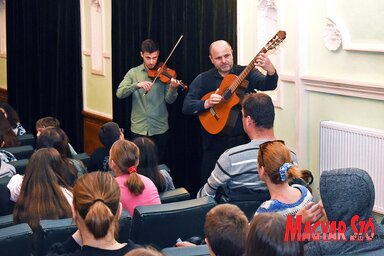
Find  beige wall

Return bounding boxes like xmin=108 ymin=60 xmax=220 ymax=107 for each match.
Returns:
xmin=0 ymin=57 xmax=5 ymax=89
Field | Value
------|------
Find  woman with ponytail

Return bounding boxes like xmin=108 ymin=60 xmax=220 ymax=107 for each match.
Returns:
xmin=254 ymin=140 xmax=313 ymax=216
xmin=109 ymin=140 xmax=160 ymax=216
xmin=47 ymin=172 xmax=140 ymax=255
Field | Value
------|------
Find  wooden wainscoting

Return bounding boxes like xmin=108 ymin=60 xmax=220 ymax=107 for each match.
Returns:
xmin=82 ymin=110 xmax=112 ymax=155
xmin=0 ymin=88 xmax=7 ymax=103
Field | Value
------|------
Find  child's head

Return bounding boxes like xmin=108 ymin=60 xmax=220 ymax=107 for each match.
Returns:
xmin=35 ymin=117 xmax=60 ymax=136
xmin=98 ymin=122 xmax=123 ymax=148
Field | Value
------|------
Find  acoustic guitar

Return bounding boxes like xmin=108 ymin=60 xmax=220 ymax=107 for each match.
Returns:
xmin=198 ymin=30 xmax=286 ymax=135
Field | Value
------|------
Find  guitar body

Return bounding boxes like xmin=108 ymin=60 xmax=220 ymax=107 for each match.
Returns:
xmin=199 ymin=74 xmax=242 ymax=135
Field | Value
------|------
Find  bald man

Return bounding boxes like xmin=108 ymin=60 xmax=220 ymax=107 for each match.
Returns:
xmin=182 ymin=40 xmax=279 ymax=186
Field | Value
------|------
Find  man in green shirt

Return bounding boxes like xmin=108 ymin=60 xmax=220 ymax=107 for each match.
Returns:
xmin=116 ymin=39 xmax=179 ymax=163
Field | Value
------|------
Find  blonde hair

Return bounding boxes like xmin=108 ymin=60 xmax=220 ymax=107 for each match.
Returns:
xmin=258 ymin=141 xmax=302 ymax=184
xmin=73 ymin=172 xmax=120 ymax=239
xmin=110 ymin=140 xmax=144 ymax=195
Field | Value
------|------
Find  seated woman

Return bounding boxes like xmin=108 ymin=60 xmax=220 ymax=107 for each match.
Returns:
xmin=246 ymin=213 xmax=303 ymax=256
xmin=0 ymin=130 xmax=17 ymax=162
xmin=133 ymin=137 xmax=175 ymax=192
xmin=255 ymin=140 xmax=313 ymax=216
xmin=109 ymin=140 xmax=161 ymax=216
xmin=0 ymin=111 xmax=20 ymax=148
xmin=12 ymin=148 xmax=72 ymax=230
xmin=47 ymin=172 xmax=140 ymax=255
xmin=36 ymin=127 xmax=86 ymax=184
xmin=88 ymin=122 xmax=124 ymax=172
xmin=0 ymin=102 xmax=26 ymax=136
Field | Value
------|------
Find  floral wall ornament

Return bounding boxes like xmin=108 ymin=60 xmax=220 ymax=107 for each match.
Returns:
xmin=90 ymin=0 xmax=101 ymax=13
xmin=323 ymin=18 xmax=342 ymax=51
xmin=258 ymin=0 xmax=278 ymax=21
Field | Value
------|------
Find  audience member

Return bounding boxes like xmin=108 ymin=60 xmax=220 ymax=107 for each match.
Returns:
xmin=255 ymin=140 xmax=312 ymax=216
xmin=177 ymin=204 xmax=249 ymax=256
xmin=47 ymin=172 xmax=140 ymax=255
xmin=0 ymin=130 xmax=17 ymax=162
xmin=133 ymin=137 xmax=175 ymax=192
xmin=35 ymin=116 xmax=77 ymax=155
xmin=245 ymin=213 xmax=303 ymax=256
xmin=0 ymin=111 xmax=20 ymax=147
xmin=88 ymin=122 xmax=124 ymax=172
xmin=197 ymin=93 xmax=297 ymax=199
xmin=109 ymin=140 xmax=161 ymax=216
xmin=36 ymin=127 xmax=85 ymax=184
xmin=0 ymin=102 xmax=26 ymax=136
xmin=12 ymin=148 xmax=72 ymax=230
xmin=304 ymin=168 xmax=384 ymax=255
xmin=0 ymin=184 xmax=13 ymax=216
xmin=125 ymin=247 xmax=165 ymax=256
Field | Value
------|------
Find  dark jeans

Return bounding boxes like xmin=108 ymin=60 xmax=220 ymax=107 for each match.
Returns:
xmin=131 ymin=130 xmax=169 ymax=164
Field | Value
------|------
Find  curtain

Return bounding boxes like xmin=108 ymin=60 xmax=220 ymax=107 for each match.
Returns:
xmin=112 ymin=0 xmax=237 ymax=195
xmin=6 ymin=0 xmax=83 ymax=151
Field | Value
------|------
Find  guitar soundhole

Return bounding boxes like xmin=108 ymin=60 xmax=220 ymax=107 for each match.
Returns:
xmin=222 ymin=89 xmax=232 ymax=101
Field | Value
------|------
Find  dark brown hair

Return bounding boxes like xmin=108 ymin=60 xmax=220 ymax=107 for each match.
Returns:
xmin=241 ymin=92 xmax=275 ymax=129
xmin=204 ymin=204 xmax=249 ymax=256
xmin=133 ymin=137 xmax=166 ymax=192
xmin=73 ymin=172 xmax=120 ymax=239
xmin=13 ymin=148 xmax=72 ymax=230
xmin=0 ymin=111 xmax=20 ymax=147
xmin=245 ymin=213 xmax=303 ymax=256
xmin=110 ymin=140 xmax=144 ymax=195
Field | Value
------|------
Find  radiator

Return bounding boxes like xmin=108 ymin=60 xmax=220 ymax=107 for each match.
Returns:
xmin=320 ymin=121 xmax=384 ymax=214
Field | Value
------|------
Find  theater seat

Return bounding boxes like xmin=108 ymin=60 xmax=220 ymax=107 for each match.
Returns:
xmin=9 ymin=159 xmax=29 ymax=175
xmin=33 ymin=210 xmax=131 ymax=256
xmin=130 ymin=197 xmax=217 ymax=248
xmin=0 ymin=214 xmax=14 ymax=229
xmin=159 ymin=187 xmax=190 ymax=204
xmin=3 ymin=145 xmax=34 ymax=160
xmin=0 ymin=223 xmax=33 ymax=256
xmin=162 ymin=245 xmax=210 ymax=256
xmin=17 ymin=133 xmax=35 ymax=147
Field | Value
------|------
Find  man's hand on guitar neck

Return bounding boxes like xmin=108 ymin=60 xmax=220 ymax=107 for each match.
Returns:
xmin=204 ymin=88 xmax=222 ymax=109
xmin=255 ymin=53 xmax=276 ymax=76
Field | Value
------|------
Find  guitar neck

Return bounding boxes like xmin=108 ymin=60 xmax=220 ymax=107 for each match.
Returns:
xmin=229 ymin=47 xmax=267 ymax=93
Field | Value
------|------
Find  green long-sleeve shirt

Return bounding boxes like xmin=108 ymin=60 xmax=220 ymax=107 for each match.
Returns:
xmin=116 ymin=64 xmax=178 ymax=136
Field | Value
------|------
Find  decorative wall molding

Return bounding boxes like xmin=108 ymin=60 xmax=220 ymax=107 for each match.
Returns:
xmin=89 ymin=0 xmax=105 ymax=75
xmin=83 ymin=48 xmax=110 ymax=59
xmin=326 ymin=0 xmax=384 ymax=52
xmin=0 ymin=0 xmax=6 ymax=58
xmin=302 ymin=75 xmax=384 ymax=101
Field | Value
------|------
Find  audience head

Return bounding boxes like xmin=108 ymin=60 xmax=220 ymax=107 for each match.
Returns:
xmin=109 ymin=140 xmax=144 ymax=196
xmin=99 ymin=122 xmax=123 ymax=148
xmin=133 ymin=137 xmax=166 ymax=192
xmin=204 ymin=204 xmax=249 ymax=256
xmin=73 ymin=172 xmax=121 ymax=239
xmin=257 ymin=140 xmax=301 ymax=184
xmin=0 ymin=102 xmax=21 ymax=130
xmin=125 ymin=247 xmax=165 ymax=256
xmin=246 ymin=213 xmax=303 ymax=256
xmin=36 ymin=127 xmax=72 ymax=158
xmin=35 ymin=116 xmax=60 ymax=136
xmin=0 ymin=111 xmax=20 ymax=147
xmin=13 ymin=148 xmax=72 ymax=230
xmin=241 ymin=92 xmax=275 ymax=129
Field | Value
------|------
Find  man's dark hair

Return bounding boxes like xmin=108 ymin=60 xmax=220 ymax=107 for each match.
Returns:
xmin=242 ymin=92 xmax=275 ymax=129
xmin=141 ymin=39 xmax=159 ymax=53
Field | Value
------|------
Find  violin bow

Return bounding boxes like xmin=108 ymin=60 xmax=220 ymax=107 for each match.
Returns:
xmin=145 ymin=35 xmax=183 ymax=95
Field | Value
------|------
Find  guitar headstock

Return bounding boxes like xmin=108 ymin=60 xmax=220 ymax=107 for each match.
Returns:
xmin=265 ymin=30 xmax=286 ymax=51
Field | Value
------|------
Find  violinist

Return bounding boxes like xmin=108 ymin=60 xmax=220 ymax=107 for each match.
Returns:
xmin=116 ymin=39 xmax=179 ymax=164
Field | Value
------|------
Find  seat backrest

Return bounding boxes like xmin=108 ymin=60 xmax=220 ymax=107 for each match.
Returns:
xmin=0 ymin=223 xmax=33 ymax=256
xmin=117 ymin=209 xmax=132 ymax=243
xmin=162 ymin=244 xmax=210 ymax=256
xmin=9 ymin=158 xmax=29 ymax=175
xmin=17 ymin=133 xmax=35 ymax=147
xmin=159 ymin=187 xmax=190 ymax=204
xmin=130 ymin=197 xmax=217 ymax=249
xmin=33 ymin=218 xmax=77 ymax=256
xmin=3 ymin=145 xmax=34 ymax=160
xmin=0 ymin=214 xmax=14 ymax=229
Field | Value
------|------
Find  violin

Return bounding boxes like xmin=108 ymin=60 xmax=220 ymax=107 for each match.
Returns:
xmin=147 ymin=62 xmax=188 ymax=90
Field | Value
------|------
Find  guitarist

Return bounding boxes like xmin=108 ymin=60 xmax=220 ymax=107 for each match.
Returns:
xmin=182 ymin=40 xmax=279 ymax=186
